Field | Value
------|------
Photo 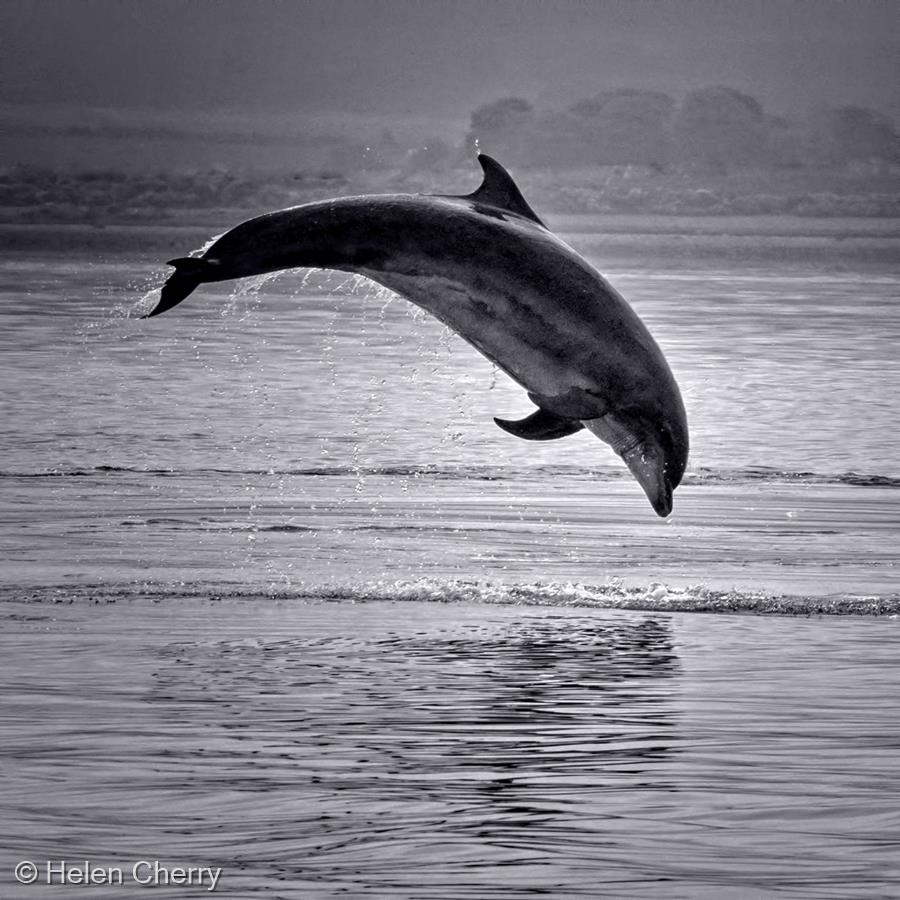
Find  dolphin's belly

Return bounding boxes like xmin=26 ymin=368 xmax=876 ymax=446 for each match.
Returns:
xmin=360 ymin=267 xmax=640 ymax=406
xmin=363 ymin=272 xmax=580 ymax=393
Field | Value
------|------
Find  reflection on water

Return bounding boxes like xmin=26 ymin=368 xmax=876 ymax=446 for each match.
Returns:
xmin=2 ymin=600 xmax=899 ymax=898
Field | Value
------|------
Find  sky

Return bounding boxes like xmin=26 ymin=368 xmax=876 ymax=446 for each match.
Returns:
xmin=3 ymin=0 xmax=899 ymax=121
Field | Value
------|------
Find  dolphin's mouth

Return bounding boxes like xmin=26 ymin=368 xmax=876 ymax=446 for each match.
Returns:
xmin=582 ymin=414 xmax=675 ymax=517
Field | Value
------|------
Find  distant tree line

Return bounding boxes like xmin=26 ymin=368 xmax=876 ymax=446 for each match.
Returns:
xmin=458 ymin=87 xmax=900 ymax=172
xmin=3 ymin=84 xmax=898 ymax=223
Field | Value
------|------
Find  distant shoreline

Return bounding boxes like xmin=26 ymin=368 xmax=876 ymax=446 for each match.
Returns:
xmin=3 ymin=218 xmax=898 ymax=265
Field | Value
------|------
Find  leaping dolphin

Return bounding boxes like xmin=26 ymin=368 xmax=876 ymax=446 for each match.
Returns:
xmin=145 ymin=155 xmax=689 ymax=516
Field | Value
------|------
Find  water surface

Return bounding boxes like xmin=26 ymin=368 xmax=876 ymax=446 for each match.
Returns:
xmin=2 ymin=219 xmax=899 ymax=898
xmin=2 ymin=599 xmax=899 ymax=899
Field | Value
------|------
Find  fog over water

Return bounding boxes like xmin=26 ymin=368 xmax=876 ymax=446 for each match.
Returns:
xmin=3 ymin=0 xmax=898 ymax=124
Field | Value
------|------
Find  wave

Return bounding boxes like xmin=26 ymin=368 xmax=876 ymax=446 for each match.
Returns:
xmin=4 ymin=578 xmax=898 ymax=616
xmin=2 ymin=463 xmax=899 ymax=488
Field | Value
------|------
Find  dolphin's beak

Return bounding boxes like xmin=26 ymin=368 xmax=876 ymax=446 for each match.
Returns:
xmin=582 ymin=413 xmax=686 ymax=518
xmin=620 ymin=441 xmax=674 ymax=518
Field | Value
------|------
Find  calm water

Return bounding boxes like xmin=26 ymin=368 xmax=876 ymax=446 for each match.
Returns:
xmin=2 ymin=218 xmax=900 ymax=897
xmin=1 ymin=600 xmax=899 ymax=898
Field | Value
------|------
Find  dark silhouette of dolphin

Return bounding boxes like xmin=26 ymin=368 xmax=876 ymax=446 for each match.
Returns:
xmin=146 ymin=155 xmax=688 ymax=516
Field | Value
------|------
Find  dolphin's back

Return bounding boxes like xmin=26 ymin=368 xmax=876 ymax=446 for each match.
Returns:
xmin=161 ymin=194 xmax=683 ymax=458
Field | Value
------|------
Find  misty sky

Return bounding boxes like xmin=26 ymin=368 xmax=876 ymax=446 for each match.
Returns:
xmin=3 ymin=0 xmax=899 ymax=119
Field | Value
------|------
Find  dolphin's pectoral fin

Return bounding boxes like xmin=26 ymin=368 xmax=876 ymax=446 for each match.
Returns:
xmin=444 ymin=154 xmax=547 ymax=227
xmin=526 ymin=388 xmax=607 ymax=421
xmin=494 ymin=408 xmax=584 ymax=441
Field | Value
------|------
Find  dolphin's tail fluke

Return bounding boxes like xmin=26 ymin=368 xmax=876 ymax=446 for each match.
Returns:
xmin=143 ymin=257 xmax=210 ymax=318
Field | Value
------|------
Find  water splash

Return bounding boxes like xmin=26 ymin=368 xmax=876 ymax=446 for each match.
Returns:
xmin=193 ymin=231 xmax=227 ymax=258
xmin=222 ymin=270 xmax=283 ymax=319
xmin=133 ymin=285 xmax=161 ymax=318
xmin=7 ymin=578 xmax=899 ymax=615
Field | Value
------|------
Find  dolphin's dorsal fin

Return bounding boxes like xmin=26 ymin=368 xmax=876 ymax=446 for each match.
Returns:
xmin=460 ymin=154 xmax=547 ymax=227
